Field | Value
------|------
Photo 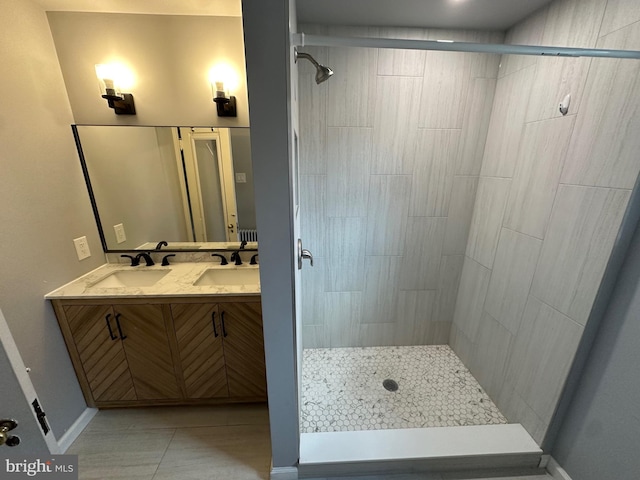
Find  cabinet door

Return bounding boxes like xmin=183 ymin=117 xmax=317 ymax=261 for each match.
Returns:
xmin=114 ymin=304 xmax=181 ymax=400
xmin=220 ymin=302 xmax=267 ymax=398
xmin=64 ymin=305 xmax=136 ymax=402
xmin=171 ymin=304 xmax=229 ymax=399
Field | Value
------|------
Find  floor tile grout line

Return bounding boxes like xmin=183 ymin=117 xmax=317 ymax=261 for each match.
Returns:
xmin=150 ymin=427 xmax=178 ymax=480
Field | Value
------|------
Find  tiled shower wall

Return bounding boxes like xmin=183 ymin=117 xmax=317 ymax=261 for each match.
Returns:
xmin=298 ymin=25 xmax=503 ymax=348
xmin=451 ymin=0 xmax=640 ymax=444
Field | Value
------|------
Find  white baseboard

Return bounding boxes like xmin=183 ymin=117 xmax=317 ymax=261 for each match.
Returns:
xmin=547 ymin=457 xmax=573 ymax=480
xmin=57 ymin=407 xmax=98 ymax=453
xmin=270 ymin=466 xmax=298 ymax=480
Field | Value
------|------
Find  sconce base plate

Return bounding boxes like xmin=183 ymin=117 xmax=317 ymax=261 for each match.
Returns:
xmin=213 ymin=95 xmax=237 ymax=117
xmin=102 ymin=93 xmax=136 ymax=115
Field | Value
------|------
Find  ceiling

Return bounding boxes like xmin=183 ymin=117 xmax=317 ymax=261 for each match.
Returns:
xmin=296 ymin=0 xmax=554 ymax=31
xmin=35 ymin=0 xmax=241 ymax=16
xmin=34 ymin=0 xmax=552 ymax=31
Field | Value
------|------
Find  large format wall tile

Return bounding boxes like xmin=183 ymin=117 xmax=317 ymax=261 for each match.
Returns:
xmin=525 ymin=57 xmax=592 ymax=123
xmin=326 ymin=27 xmax=378 ymax=127
xmin=560 ymin=22 xmax=640 ymax=189
xmin=484 ymin=228 xmax=542 ymax=335
xmin=542 ymin=0 xmax=605 ymax=47
xmin=599 ymin=0 xmax=640 ymax=37
xmin=377 ymin=27 xmax=428 ymax=77
xmin=298 ymin=72 xmax=328 ymax=175
xmin=443 ymin=176 xmax=479 ymax=255
xmin=497 ymin=381 xmax=548 ymax=445
xmin=469 ymin=312 xmax=514 ymax=400
xmin=419 ymin=50 xmax=470 ymax=129
xmin=504 ymin=116 xmax=575 ymax=239
xmin=300 ymin=175 xmax=327 ymax=257
xmin=362 ymin=256 xmax=402 ymax=324
xmin=326 ymin=292 xmax=362 ymax=348
xmin=325 ymin=217 xmax=366 ymax=292
xmin=366 ymin=175 xmax=412 ymax=255
xmin=400 ymin=217 xmax=446 ymax=290
xmin=499 ymin=6 xmax=548 ymax=77
xmin=452 ymin=257 xmax=491 ymax=342
xmin=505 ymin=296 xmax=584 ymax=425
xmin=466 ymin=176 xmax=511 ymax=269
xmin=456 ymin=78 xmax=497 ymax=176
xmin=301 ymin=256 xmax=326 ymax=326
xmin=531 ymin=185 xmax=631 ymax=325
xmin=371 ymin=76 xmax=422 ymax=174
xmin=396 ymin=290 xmax=438 ymax=345
xmin=433 ymin=255 xmax=465 ymax=324
xmin=409 ymin=129 xmax=460 ymax=216
xmin=326 ymin=127 xmax=372 ymax=217
xmin=481 ymin=66 xmax=535 ymax=178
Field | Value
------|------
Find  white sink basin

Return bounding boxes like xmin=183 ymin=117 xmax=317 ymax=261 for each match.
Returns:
xmin=193 ymin=268 xmax=260 ymax=286
xmin=90 ymin=270 xmax=171 ymax=288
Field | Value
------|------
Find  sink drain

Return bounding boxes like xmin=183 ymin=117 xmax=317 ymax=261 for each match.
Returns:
xmin=383 ymin=379 xmax=399 ymax=392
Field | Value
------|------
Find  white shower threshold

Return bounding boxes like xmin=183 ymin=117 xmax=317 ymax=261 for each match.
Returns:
xmin=299 ymin=423 xmax=542 ymax=478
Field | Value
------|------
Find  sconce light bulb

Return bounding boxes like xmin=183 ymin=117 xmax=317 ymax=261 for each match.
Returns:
xmin=215 ymin=81 xmax=225 ymax=98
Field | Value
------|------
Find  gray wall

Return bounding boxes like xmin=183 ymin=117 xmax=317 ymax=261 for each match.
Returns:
xmin=78 ymin=126 xmax=189 ymax=249
xmin=243 ymin=0 xmax=300 ymax=469
xmin=299 ymin=25 xmax=503 ymax=349
xmin=552 ymin=205 xmax=640 ymax=479
xmin=47 ymin=12 xmax=249 ymax=127
xmin=0 ymin=0 xmax=105 ymax=439
xmin=450 ymin=0 xmax=640 ymax=445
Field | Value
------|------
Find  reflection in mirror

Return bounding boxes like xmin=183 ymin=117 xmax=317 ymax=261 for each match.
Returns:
xmin=74 ymin=125 xmax=256 ymax=251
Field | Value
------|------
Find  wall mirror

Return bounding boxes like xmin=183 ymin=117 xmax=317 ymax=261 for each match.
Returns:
xmin=74 ymin=125 xmax=256 ymax=252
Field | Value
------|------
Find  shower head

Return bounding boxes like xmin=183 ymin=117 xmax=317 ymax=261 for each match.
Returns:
xmin=295 ymin=49 xmax=334 ymax=84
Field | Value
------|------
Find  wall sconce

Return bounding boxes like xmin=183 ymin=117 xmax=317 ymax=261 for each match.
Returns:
xmin=95 ymin=64 xmax=136 ymax=115
xmin=209 ymin=65 xmax=237 ymax=117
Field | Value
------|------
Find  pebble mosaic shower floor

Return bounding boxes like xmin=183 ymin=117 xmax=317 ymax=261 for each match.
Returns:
xmin=300 ymin=345 xmax=507 ymax=433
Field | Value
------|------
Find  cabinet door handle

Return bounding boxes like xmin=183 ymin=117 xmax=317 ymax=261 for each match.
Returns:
xmin=221 ymin=311 xmax=228 ymax=337
xmin=105 ymin=314 xmax=117 ymax=341
xmin=211 ymin=312 xmax=219 ymax=337
xmin=114 ymin=313 xmax=127 ymax=340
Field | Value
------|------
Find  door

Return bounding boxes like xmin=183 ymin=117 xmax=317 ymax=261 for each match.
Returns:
xmin=171 ymin=303 xmax=229 ymax=399
xmin=114 ymin=305 xmax=181 ymax=400
xmin=179 ymin=128 xmax=239 ymax=242
xmin=64 ymin=305 xmax=136 ymax=402
xmin=0 ymin=308 xmax=58 ymax=454
xmin=220 ymin=302 xmax=267 ymax=397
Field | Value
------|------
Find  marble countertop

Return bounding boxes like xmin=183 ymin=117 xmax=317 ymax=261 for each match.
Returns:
xmin=45 ymin=262 xmax=261 ymax=299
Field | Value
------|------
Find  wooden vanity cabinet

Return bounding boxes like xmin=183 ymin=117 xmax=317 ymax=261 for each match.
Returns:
xmin=52 ymin=297 xmax=266 ymax=408
xmin=59 ymin=303 xmax=181 ymax=404
xmin=170 ymin=301 xmax=267 ymax=400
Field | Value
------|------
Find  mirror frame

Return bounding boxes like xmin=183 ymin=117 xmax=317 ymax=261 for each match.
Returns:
xmin=72 ymin=124 xmax=257 ymax=253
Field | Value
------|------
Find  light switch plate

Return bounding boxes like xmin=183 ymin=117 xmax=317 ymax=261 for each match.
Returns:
xmin=114 ymin=223 xmax=126 ymax=243
xmin=235 ymin=172 xmax=247 ymax=183
xmin=73 ymin=236 xmax=91 ymax=260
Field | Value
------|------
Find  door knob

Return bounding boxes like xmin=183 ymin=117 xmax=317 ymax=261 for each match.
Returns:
xmin=0 ymin=419 xmax=20 ymax=447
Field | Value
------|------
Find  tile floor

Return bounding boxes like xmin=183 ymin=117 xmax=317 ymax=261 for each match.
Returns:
xmin=67 ymin=403 xmax=552 ymax=480
xmin=301 ymin=345 xmax=507 ymax=433
xmin=67 ymin=403 xmax=271 ymax=480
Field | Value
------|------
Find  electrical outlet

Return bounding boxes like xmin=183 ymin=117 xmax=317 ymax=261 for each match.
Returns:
xmin=114 ymin=223 xmax=127 ymax=243
xmin=235 ymin=172 xmax=247 ymax=183
xmin=73 ymin=236 xmax=91 ymax=260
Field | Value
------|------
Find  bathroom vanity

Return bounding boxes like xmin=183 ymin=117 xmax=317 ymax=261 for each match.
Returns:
xmin=46 ymin=262 xmax=266 ymax=408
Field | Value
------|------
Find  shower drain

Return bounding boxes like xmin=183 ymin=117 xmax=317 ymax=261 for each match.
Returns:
xmin=383 ymin=379 xmax=399 ymax=392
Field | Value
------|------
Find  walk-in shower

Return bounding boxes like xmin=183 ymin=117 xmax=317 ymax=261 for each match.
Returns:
xmin=295 ymin=1 xmax=640 ymax=472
